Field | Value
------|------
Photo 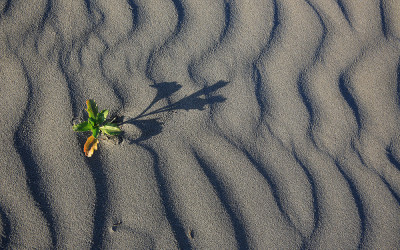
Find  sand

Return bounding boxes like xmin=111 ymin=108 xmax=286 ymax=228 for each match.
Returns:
xmin=0 ymin=0 xmax=399 ymax=249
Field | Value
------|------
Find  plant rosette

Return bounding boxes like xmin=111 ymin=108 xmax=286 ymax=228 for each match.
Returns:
xmin=73 ymin=99 xmax=122 ymax=157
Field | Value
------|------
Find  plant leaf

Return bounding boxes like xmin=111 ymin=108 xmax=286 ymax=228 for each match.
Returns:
xmin=86 ymin=99 xmax=98 ymax=118
xmin=88 ymin=117 xmax=97 ymax=126
xmin=98 ymin=109 xmax=109 ymax=124
xmin=100 ymin=109 xmax=109 ymax=119
xmin=84 ymin=135 xmax=99 ymax=157
xmin=100 ymin=124 xmax=121 ymax=135
xmin=92 ymin=127 xmax=100 ymax=138
xmin=73 ymin=121 xmax=93 ymax=132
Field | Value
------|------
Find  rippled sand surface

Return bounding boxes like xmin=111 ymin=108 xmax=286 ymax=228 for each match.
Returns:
xmin=1 ymin=0 xmax=400 ymax=249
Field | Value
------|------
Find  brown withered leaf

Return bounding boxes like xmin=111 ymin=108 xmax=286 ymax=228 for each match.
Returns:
xmin=84 ymin=135 xmax=99 ymax=157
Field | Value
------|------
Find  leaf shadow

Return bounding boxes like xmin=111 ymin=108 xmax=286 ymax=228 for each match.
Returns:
xmin=121 ymin=80 xmax=229 ymax=143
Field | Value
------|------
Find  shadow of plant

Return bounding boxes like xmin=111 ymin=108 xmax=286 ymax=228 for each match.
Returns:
xmin=121 ymin=80 xmax=228 ymax=142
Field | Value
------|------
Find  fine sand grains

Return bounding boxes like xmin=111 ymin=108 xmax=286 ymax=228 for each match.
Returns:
xmin=0 ymin=0 xmax=399 ymax=249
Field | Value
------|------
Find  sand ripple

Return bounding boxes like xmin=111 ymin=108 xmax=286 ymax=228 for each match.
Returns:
xmin=0 ymin=0 xmax=399 ymax=248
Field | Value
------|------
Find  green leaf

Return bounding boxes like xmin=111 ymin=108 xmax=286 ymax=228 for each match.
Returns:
xmin=92 ymin=127 xmax=100 ymax=138
xmin=86 ymin=99 xmax=98 ymax=118
xmin=88 ymin=117 xmax=97 ymax=126
xmin=104 ymin=122 xmax=119 ymax=127
xmin=98 ymin=109 xmax=109 ymax=124
xmin=73 ymin=121 xmax=93 ymax=132
xmin=100 ymin=124 xmax=121 ymax=136
xmin=100 ymin=109 xmax=108 ymax=119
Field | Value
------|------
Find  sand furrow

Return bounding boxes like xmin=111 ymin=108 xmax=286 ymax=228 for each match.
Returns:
xmin=141 ymin=144 xmax=189 ymax=249
xmin=14 ymin=72 xmax=95 ymax=248
xmin=336 ymin=150 xmax=400 ymax=249
xmin=334 ymin=159 xmax=367 ymax=248
xmin=255 ymin=0 xmax=323 ymax=146
xmin=192 ymin=137 xmax=302 ymax=248
xmin=193 ymin=0 xmax=276 ymax=145
xmin=245 ymin=134 xmax=317 ymax=239
xmin=143 ymin=139 xmax=241 ymax=249
xmin=0 ymin=205 xmax=10 ymax=248
xmin=0 ymin=149 xmax=53 ymax=249
xmin=83 ymin=141 xmax=179 ymax=249
xmin=338 ymin=73 xmax=362 ymax=132
xmin=381 ymin=0 xmax=400 ymax=41
xmin=12 ymin=62 xmax=59 ymax=248
xmin=292 ymin=145 xmax=362 ymax=249
xmin=193 ymin=151 xmax=249 ymax=249
xmin=12 ymin=31 xmax=96 ymax=247
xmin=98 ymin=0 xmax=179 ymax=115
xmin=0 ymin=33 xmax=53 ymax=248
xmin=85 ymin=155 xmax=109 ymax=249
xmin=148 ymin=0 xmax=226 ymax=92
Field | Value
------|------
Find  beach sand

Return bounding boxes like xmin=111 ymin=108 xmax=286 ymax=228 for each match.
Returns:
xmin=0 ymin=0 xmax=399 ymax=248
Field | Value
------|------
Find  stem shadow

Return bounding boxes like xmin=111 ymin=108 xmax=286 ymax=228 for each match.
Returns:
xmin=122 ymin=81 xmax=229 ymax=142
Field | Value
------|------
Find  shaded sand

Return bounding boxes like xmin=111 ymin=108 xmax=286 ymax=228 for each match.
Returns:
xmin=1 ymin=0 xmax=400 ymax=249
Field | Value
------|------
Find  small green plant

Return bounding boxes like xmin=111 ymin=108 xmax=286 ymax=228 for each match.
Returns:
xmin=73 ymin=99 xmax=121 ymax=157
